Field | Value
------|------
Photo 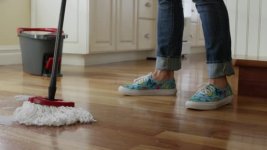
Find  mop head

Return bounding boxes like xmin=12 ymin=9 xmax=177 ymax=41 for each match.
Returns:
xmin=14 ymin=95 xmax=95 ymax=126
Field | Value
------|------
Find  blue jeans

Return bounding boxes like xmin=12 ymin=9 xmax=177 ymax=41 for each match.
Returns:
xmin=156 ymin=0 xmax=235 ymax=78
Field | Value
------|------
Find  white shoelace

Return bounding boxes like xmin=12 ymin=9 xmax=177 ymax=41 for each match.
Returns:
xmin=133 ymin=73 xmax=152 ymax=84
xmin=197 ymin=84 xmax=214 ymax=95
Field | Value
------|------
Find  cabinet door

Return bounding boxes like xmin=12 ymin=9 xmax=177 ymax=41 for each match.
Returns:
xmin=116 ymin=0 xmax=138 ymax=51
xmin=31 ymin=0 xmax=89 ymax=54
xmin=138 ymin=20 xmax=156 ymax=50
xmin=138 ymin=0 xmax=156 ymax=19
xmin=90 ymin=0 xmax=116 ymax=53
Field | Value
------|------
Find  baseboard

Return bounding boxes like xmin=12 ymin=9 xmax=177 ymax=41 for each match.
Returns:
xmin=62 ymin=50 xmax=154 ymax=66
xmin=233 ymin=59 xmax=267 ymax=98
xmin=0 ymin=45 xmax=22 ymax=65
xmin=62 ymin=54 xmax=86 ymax=66
xmin=0 ymin=46 xmax=153 ymax=66
xmin=190 ymin=46 xmax=205 ymax=54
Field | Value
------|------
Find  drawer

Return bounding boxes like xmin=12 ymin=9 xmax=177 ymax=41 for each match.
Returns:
xmin=138 ymin=19 xmax=156 ymax=50
xmin=138 ymin=0 xmax=156 ymax=19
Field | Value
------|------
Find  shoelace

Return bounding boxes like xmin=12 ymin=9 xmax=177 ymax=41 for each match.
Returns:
xmin=198 ymin=84 xmax=214 ymax=95
xmin=133 ymin=73 xmax=152 ymax=84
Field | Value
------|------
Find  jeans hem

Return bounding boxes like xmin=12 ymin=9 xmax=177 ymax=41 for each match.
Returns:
xmin=156 ymin=56 xmax=181 ymax=71
xmin=208 ymin=61 xmax=235 ymax=78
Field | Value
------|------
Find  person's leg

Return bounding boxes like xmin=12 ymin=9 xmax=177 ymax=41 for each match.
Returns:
xmin=154 ymin=0 xmax=184 ymax=81
xmin=118 ymin=0 xmax=184 ymax=95
xmin=186 ymin=0 xmax=234 ymax=110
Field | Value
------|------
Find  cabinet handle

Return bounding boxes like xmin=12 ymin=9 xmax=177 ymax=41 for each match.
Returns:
xmin=144 ymin=33 xmax=151 ymax=39
xmin=145 ymin=2 xmax=152 ymax=7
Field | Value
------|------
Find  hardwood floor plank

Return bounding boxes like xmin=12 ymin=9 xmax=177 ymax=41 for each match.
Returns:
xmin=156 ymin=131 xmax=267 ymax=150
xmin=130 ymin=145 xmax=171 ymax=150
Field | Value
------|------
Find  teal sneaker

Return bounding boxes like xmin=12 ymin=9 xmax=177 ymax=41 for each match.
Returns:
xmin=118 ymin=73 xmax=177 ymax=96
xmin=186 ymin=84 xmax=233 ymax=110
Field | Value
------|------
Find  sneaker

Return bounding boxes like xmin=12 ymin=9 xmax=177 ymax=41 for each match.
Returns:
xmin=118 ymin=73 xmax=177 ymax=96
xmin=185 ymin=84 xmax=233 ymax=110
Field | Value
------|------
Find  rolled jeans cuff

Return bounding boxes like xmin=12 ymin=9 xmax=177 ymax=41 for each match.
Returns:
xmin=156 ymin=56 xmax=181 ymax=71
xmin=208 ymin=61 xmax=235 ymax=78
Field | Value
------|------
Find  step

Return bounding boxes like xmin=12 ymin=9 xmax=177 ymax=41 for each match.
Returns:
xmin=232 ymin=59 xmax=267 ymax=98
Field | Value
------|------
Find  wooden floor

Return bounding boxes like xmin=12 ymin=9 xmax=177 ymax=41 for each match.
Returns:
xmin=0 ymin=54 xmax=267 ymax=150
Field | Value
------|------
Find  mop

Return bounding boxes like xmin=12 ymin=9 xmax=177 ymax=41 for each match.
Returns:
xmin=13 ymin=0 xmax=95 ymax=126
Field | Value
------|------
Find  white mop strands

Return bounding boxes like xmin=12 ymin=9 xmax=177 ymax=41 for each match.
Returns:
xmin=14 ymin=95 xmax=95 ymax=126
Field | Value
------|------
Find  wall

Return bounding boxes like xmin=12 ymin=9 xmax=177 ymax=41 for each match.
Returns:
xmin=0 ymin=0 xmax=31 ymax=45
xmin=185 ymin=0 xmax=267 ymax=58
xmin=0 ymin=0 xmax=30 ymax=65
xmin=225 ymin=0 xmax=267 ymax=59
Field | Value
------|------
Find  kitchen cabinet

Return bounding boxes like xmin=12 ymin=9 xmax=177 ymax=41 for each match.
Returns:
xmin=32 ymin=0 xmax=157 ymax=55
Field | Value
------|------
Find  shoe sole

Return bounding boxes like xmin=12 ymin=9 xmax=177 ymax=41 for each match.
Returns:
xmin=185 ymin=96 xmax=233 ymax=110
xmin=118 ymin=86 xmax=177 ymax=96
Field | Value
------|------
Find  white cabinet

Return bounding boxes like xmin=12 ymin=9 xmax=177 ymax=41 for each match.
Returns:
xmin=138 ymin=0 xmax=157 ymax=50
xmin=116 ymin=0 xmax=138 ymax=51
xmin=31 ymin=0 xmax=156 ymax=55
xmin=89 ymin=0 xmax=116 ymax=52
xmin=138 ymin=20 xmax=155 ymax=50
xmin=90 ymin=0 xmax=139 ymax=52
xmin=139 ymin=0 xmax=156 ymax=19
xmin=31 ymin=0 xmax=89 ymax=54
xmin=91 ymin=0 xmax=156 ymax=52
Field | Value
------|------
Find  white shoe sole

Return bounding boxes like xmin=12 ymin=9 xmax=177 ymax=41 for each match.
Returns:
xmin=118 ymin=86 xmax=177 ymax=96
xmin=185 ymin=96 xmax=233 ymax=110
